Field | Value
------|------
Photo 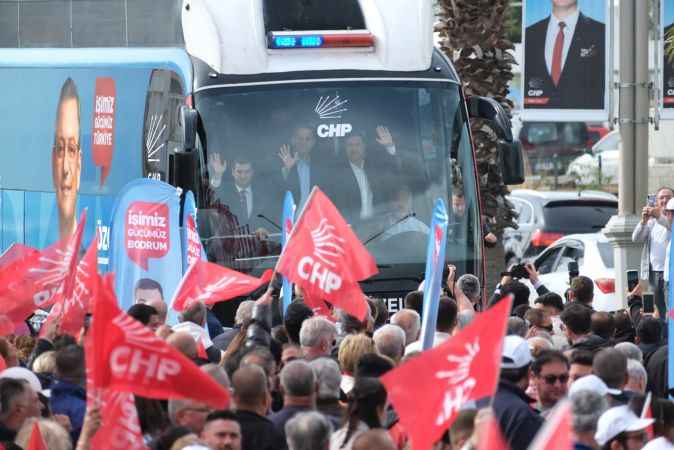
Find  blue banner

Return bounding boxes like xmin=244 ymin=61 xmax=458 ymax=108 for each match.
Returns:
xmin=668 ymin=237 xmax=674 ymax=396
xmin=281 ymin=191 xmax=297 ymax=315
xmin=109 ymin=179 xmax=182 ymax=323
xmin=181 ymin=190 xmax=206 ymax=274
xmin=420 ymin=198 xmax=449 ymax=351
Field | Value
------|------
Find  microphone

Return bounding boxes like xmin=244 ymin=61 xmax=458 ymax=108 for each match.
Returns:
xmin=257 ymin=214 xmax=282 ymax=231
xmin=364 ymin=212 xmax=416 ymax=246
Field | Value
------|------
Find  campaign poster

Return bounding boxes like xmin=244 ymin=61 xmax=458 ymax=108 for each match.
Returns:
xmin=522 ymin=0 xmax=610 ymax=121
xmin=662 ymin=0 xmax=674 ymax=118
xmin=109 ymin=179 xmax=182 ymax=321
xmin=181 ymin=190 xmax=206 ymax=274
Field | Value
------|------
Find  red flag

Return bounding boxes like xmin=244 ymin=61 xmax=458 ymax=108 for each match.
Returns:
xmin=642 ymin=392 xmax=654 ymax=440
xmin=477 ymin=415 xmax=510 ymax=450
xmin=91 ymin=391 xmax=148 ymax=450
xmin=0 ymin=315 xmax=15 ymax=336
xmin=42 ymin=236 xmax=99 ymax=337
xmin=0 ymin=243 xmax=38 ymax=268
xmin=171 ymin=260 xmax=272 ymax=312
xmin=196 ymin=340 xmax=208 ymax=360
xmin=26 ymin=421 xmax=47 ymax=450
xmin=276 ymin=188 xmax=377 ymax=320
xmin=90 ymin=278 xmax=229 ymax=408
xmin=380 ymin=298 xmax=512 ymax=450
xmin=529 ymin=401 xmax=572 ymax=450
xmin=0 ymin=211 xmax=86 ymax=324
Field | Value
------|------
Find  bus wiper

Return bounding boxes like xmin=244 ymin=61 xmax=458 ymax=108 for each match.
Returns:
xmin=257 ymin=214 xmax=282 ymax=231
xmin=363 ymin=213 xmax=416 ymax=246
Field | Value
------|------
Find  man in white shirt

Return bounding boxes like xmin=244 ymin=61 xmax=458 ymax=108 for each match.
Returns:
xmin=404 ymin=296 xmax=457 ymax=355
xmin=632 ymin=187 xmax=674 ymax=318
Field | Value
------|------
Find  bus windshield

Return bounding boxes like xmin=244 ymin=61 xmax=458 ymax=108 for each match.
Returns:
xmin=195 ymin=81 xmax=480 ymax=280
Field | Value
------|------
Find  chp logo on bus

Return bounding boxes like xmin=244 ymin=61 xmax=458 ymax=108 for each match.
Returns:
xmin=125 ymin=201 xmax=170 ymax=270
xmin=315 ymin=95 xmax=352 ymax=138
xmin=297 ymin=218 xmax=346 ymax=294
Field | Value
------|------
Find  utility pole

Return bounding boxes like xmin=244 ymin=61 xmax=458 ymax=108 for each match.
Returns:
xmin=604 ymin=0 xmax=650 ymax=306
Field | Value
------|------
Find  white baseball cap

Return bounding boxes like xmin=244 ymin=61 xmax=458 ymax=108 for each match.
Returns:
xmin=568 ymin=374 xmax=621 ymax=397
xmin=595 ymin=405 xmax=654 ymax=446
xmin=0 ymin=367 xmax=46 ymax=396
xmin=501 ymin=335 xmax=532 ymax=369
xmin=666 ymin=198 xmax=674 ymax=211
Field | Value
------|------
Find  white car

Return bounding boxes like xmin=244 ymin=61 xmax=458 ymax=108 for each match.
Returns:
xmin=527 ymin=233 xmax=618 ymax=311
xmin=566 ymin=130 xmax=620 ymax=187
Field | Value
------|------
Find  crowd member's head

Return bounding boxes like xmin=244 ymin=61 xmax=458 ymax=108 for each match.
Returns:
xmin=281 ymin=344 xmax=303 ymax=370
xmin=500 ymin=280 xmax=531 ymax=311
xmin=524 ymin=308 xmax=553 ymax=336
xmin=299 ymin=317 xmax=337 ymax=361
xmin=55 ymin=344 xmax=85 ymax=386
xmin=352 ymin=429 xmax=397 ymax=450
xmin=570 ymin=276 xmax=594 ymax=306
xmin=507 ymin=317 xmax=528 ymax=338
xmin=279 ymin=360 xmax=316 ymax=407
xmin=200 ymin=410 xmax=241 ymax=450
xmin=570 ymin=390 xmax=608 ymax=450
xmin=652 ymin=398 xmax=674 ymax=444
xmin=201 ymin=364 xmax=231 ymax=391
xmin=354 ymin=353 xmax=395 ymax=378
xmin=534 ymin=292 xmax=564 ymax=316
xmin=340 ymin=378 xmax=388 ymax=447
xmin=591 ymin=312 xmax=615 ymax=341
xmin=285 ymin=411 xmax=332 ymax=450
xmin=134 ymin=278 xmax=167 ymax=324
xmin=403 ymin=291 xmax=424 ymax=317
xmin=338 ymin=308 xmax=372 ymax=335
xmin=127 ymin=303 xmax=161 ymax=332
xmin=0 ymin=378 xmax=41 ymax=436
xmin=612 ymin=310 xmax=636 ymax=344
xmin=53 ymin=77 xmax=81 ymax=240
xmin=368 ymin=297 xmax=389 ymax=330
xmin=291 ymin=125 xmax=317 ymax=159
xmin=15 ymin=417 xmax=71 ymax=450
xmin=240 ymin=346 xmax=277 ymax=385
xmin=595 ymin=405 xmax=652 ymax=450
xmin=32 ymin=351 xmax=56 ymax=376
xmin=14 ymin=336 xmax=36 ymax=366
xmin=338 ymin=334 xmax=375 ymax=376
xmin=456 ymin=274 xmax=481 ymax=303
xmin=284 ymin=301 xmax=314 ymax=345
xmin=168 ymin=397 xmax=212 ymax=435
xmin=528 ymin=336 xmax=553 ymax=359
xmin=167 ymin=332 xmax=198 ymax=360
xmin=531 ymin=350 xmax=569 ymax=411
xmin=568 ymin=350 xmax=594 ymax=387
xmin=231 ymin=364 xmax=270 ymax=416
xmin=614 ymin=342 xmax=643 ymax=364
xmin=512 ymin=304 xmax=531 ymax=319
xmin=655 ymin=187 xmax=674 ymax=210
xmin=593 ymin=348 xmax=628 ymax=394
xmin=449 ymin=409 xmax=477 ymax=450
xmin=0 ymin=338 xmax=18 ymax=368
xmin=500 ymin=335 xmax=533 ymax=391
xmin=624 ymin=359 xmax=647 ymax=394
xmin=390 ymin=309 xmax=421 ymax=346
xmin=636 ymin=316 xmax=662 ymax=346
xmin=436 ymin=296 xmax=458 ymax=334
xmin=234 ymin=301 xmax=255 ymax=327
xmin=373 ymin=324 xmax=406 ymax=364
xmin=231 ymin=158 xmax=254 ymax=191
xmin=560 ymin=303 xmax=592 ymax=343
xmin=180 ymin=301 xmax=208 ymax=327
xmin=309 ymin=358 xmax=341 ymax=404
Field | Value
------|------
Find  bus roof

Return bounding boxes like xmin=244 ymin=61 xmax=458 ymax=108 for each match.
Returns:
xmin=0 ymin=47 xmax=193 ymax=94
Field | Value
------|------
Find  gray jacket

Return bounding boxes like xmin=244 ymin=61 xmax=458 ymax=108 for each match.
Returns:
xmin=632 ymin=216 xmax=671 ymax=279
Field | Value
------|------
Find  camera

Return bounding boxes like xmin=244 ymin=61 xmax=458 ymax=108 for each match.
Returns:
xmin=647 ymin=194 xmax=657 ymax=207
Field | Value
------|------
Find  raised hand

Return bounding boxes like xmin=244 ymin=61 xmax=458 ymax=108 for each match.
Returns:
xmin=207 ymin=153 xmax=227 ymax=177
xmin=278 ymin=144 xmax=298 ymax=170
xmin=375 ymin=125 xmax=395 ymax=147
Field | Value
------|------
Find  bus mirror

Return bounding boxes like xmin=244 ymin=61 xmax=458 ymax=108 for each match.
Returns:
xmin=180 ymin=105 xmax=198 ymax=151
xmin=170 ymin=151 xmax=198 ymax=196
xmin=499 ymin=140 xmax=525 ymax=185
xmin=466 ymin=96 xmax=513 ymax=143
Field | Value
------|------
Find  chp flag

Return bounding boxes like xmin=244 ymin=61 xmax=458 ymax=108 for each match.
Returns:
xmin=528 ymin=400 xmax=573 ymax=450
xmin=281 ymin=191 xmax=297 ymax=315
xmin=381 ymin=297 xmax=512 ymax=450
xmin=420 ymin=199 xmax=449 ymax=350
xmin=109 ymin=179 xmax=182 ymax=322
xmin=276 ymin=187 xmax=377 ymax=321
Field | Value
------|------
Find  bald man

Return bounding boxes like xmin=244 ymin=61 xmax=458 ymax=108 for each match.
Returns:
xmin=167 ymin=331 xmax=198 ymax=360
xmin=232 ymin=365 xmax=281 ymax=450
xmin=390 ymin=309 xmax=421 ymax=346
xmin=352 ymin=429 xmax=397 ymax=450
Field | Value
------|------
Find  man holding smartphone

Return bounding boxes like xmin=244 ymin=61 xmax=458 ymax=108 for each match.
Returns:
xmin=632 ymin=187 xmax=674 ymax=317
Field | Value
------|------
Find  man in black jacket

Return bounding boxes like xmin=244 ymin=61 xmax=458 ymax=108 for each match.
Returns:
xmin=560 ymin=303 xmax=607 ymax=354
xmin=524 ymin=0 xmax=605 ymax=110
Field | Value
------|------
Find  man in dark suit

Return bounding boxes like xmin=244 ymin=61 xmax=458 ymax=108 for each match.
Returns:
xmin=524 ymin=0 xmax=605 ymax=110
xmin=218 ymin=158 xmax=265 ymax=227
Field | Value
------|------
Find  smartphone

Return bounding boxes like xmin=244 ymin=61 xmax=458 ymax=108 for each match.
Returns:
xmin=627 ymin=270 xmax=640 ymax=292
xmin=643 ymin=293 xmax=655 ymax=314
xmin=568 ymin=261 xmax=579 ymax=278
xmin=647 ymin=194 xmax=657 ymax=207
xmin=510 ymin=264 xmax=529 ymax=279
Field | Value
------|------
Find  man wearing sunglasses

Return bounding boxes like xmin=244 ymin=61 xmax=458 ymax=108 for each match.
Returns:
xmin=530 ymin=349 xmax=569 ymax=417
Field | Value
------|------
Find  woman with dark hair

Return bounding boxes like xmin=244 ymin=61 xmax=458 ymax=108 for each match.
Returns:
xmin=330 ymin=377 xmax=388 ymax=450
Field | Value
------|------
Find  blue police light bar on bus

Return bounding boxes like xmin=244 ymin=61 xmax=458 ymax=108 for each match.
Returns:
xmin=267 ymin=30 xmax=375 ymax=50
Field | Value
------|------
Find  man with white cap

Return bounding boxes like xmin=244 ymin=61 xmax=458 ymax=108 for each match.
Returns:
xmin=490 ymin=335 xmax=544 ymax=450
xmin=595 ymin=405 xmax=653 ymax=450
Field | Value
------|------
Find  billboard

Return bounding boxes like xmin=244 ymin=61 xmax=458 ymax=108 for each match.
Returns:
xmin=522 ymin=0 xmax=610 ymax=121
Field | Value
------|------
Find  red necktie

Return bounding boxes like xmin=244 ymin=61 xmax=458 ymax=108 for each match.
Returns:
xmin=551 ymin=22 xmax=566 ymax=86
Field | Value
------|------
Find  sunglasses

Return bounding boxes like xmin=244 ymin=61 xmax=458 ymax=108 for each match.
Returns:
xmin=542 ymin=374 xmax=569 ymax=385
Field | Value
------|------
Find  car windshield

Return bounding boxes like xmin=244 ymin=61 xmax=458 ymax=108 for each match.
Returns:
xmin=543 ymin=201 xmax=617 ymax=233
xmin=195 ymin=81 xmax=480 ymax=276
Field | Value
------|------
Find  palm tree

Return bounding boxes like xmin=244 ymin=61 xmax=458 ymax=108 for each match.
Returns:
xmin=435 ymin=0 xmax=518 ymax=293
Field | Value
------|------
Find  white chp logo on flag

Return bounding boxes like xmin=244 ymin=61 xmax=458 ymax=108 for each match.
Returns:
xmin=315 ymin=95 xmax=352 ymax=138
xmin=434 ymin=340 xmax=480 ymax=425
xmin=184 ymin=275 xmax=253 ymax=308
xmin=297 ymin=218 xmax=345 ymax=294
